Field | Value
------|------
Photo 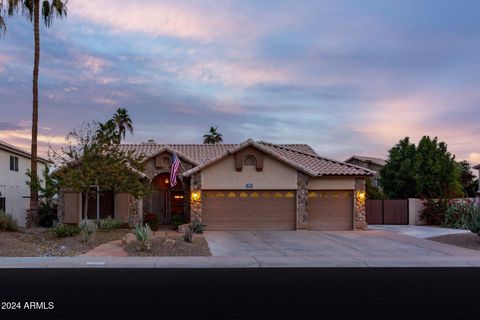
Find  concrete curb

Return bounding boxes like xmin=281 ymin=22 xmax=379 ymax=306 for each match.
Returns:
xmin=2 ymin=255 xmax=480 ymax=268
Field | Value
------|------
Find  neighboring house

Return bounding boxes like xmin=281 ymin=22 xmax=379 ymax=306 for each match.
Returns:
xmin=59 ymin=139 xmax=375 ymax=231
xmin=344 ymin=155 xmax=386 ymax=187
xmin=0 ymin=140 xmax=49 ymax=226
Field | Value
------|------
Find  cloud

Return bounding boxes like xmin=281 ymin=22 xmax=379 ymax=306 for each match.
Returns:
xmin=70 ymin=0 xmax=259 ymax=43
xmin=0 ymin=54 xmax=13 ymax=74
xmin=0 ymin=122 xmax=23 ymax=131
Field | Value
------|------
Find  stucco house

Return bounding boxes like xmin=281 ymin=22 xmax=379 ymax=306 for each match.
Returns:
xmin=59 ymin=139 xmax=375 ymax=230
xmin=344 ymin=155 xmax=386 ymax=187
xmin=0 ymin=140 xmax=49 ymax=226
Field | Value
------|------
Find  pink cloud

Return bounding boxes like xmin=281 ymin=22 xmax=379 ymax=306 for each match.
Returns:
xmin=70 ymin=0 xmax=260 ymax=43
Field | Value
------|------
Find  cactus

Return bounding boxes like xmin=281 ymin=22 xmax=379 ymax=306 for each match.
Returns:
xmin=183 ymin=227 xmax=193 ymax=243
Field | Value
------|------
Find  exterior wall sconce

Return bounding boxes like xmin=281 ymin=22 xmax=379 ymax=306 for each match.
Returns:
xmin=356 ymin=191 xmax=366 ymax=205
xmin=164 ymin=178 xmax=169 ymax=184
xmin=191 ymin=191 xmax=201 ymax=202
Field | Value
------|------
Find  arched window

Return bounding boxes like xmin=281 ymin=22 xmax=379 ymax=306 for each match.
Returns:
xmin=244 ymin=155 xmax=256 ymax=166
xmin=162 ymin=156 xmax=171 ymax=166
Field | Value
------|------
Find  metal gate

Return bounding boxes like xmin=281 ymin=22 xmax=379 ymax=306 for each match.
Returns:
xmin=366 ymin=199 xmax=409 ymax=225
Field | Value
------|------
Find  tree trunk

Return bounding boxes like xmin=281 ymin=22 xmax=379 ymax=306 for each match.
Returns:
xmin=27 ymin=0 xmax=40 ymax=228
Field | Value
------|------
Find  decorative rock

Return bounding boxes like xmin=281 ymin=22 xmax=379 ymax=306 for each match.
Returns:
xmin=122 ymin=233 xmax=137 ymax=245
xmin=163 ymin=239 xmax=176 ymax=246
xmin=177 ymin=223 xmax=190 ymax=234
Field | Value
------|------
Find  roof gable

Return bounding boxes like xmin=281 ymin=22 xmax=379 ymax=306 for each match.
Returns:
xmin=0 ymin=140 xmax=50 ymax=164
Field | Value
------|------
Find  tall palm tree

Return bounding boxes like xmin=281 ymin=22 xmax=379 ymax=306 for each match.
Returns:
xmin=203 ymin=126 xmax=223 ymax=144
xmin=1 ymin=0 xmax=67 ymax=227
xmin=112 ymin=108 xmax=134 ymax=141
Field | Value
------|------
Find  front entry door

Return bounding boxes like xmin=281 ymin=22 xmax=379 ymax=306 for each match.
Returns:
xmin=151 ymin=190 xmax=169 ymax=224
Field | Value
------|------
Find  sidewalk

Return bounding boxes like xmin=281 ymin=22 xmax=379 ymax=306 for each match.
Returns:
xmin=2 ymin=254 xmax=480 ymax=268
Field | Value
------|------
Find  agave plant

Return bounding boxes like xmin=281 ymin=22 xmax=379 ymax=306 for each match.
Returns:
xmin=134 ymin=223 xmax=152 ymax=251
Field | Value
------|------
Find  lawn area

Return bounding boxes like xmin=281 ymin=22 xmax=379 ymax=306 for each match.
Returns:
xmin=124 ymin=234 xmax=211 ymax=257
xmin=428 ymin=233 xmax=480 ymax=251
xmin=0 ymin=228 xmax=130 ymax=257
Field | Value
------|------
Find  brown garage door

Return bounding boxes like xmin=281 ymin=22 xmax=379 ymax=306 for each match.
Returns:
xmin=202 ymin=190 xmax=296 ymax=231
xmin=308 ymin=190 xmax=353 ymax=230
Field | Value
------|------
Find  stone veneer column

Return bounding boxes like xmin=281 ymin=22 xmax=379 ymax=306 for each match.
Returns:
xmin=190 ymin=172 xmax=202 ymax=223
xmin=296 ymin=172 xmax=309 ymax=229
xmin=354 ymin=178 xmax=367 ymax=229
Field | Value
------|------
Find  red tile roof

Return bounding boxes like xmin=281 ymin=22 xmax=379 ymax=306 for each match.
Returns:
xmin=119 ymin=139 xmax=374 ymax=177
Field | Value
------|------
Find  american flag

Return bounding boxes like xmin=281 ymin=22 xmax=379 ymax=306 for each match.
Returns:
xmin=170 ymin=152 xmax=181 ymax=187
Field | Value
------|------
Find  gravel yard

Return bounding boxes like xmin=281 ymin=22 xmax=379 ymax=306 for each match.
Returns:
xmin=124 ymin=234 xmax=211 ymax=257
xmin=0 ymin=228 xmax=130 ymax=257
xmin=428 ymin=233 xmax=480 ymax=251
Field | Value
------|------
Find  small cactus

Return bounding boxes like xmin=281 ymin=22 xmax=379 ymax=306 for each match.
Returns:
xmin=183 ymin=227 xmax=193 ymax=243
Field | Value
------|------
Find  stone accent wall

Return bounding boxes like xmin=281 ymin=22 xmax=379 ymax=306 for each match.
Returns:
xmin=354 ymin=178 xmax=367 ymax=229
xmin=190 ymin=172 xmax=202 ymax=223
xmin=128 ymin=196 xmax=143 ymax=227
xmin=296 ymin=171 xmax=309 ymax=229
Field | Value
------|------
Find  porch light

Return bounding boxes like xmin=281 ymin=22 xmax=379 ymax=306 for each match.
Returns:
xmin=191 ymin=191 xmax=201 ymax=201
xmin=164 ymin=178 xmax=169 ymax=184
xmin=357 ymin=191 xmax=366 ymax=204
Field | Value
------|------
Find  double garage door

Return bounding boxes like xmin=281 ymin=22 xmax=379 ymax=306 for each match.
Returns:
xmin=203 ymin=190 xmax=296 ymax=230
xmin=202 ymin=190 xmax=353 ymax=231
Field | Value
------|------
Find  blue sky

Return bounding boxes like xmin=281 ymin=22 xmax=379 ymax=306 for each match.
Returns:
xmin=0 ymin=0 xmax=479 ymax=164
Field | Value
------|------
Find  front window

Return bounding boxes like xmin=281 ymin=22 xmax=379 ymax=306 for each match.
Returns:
xmin=9 ymin=156 xmax=19 ymax=172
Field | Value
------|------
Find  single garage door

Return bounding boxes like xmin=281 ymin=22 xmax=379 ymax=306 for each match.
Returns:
xmin=308 ymin=190 xmax=353 ymax=230
xmin=202 ymin=190 xmax=296 ymax=230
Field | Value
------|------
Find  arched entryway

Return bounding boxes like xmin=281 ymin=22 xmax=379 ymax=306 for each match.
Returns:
xmin=151 ymin=173 xmax=185 ymax=224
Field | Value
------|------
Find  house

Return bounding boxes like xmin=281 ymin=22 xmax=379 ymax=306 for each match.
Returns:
xmin=0 ymin=140 xmax=49 ymax=226
xmin=344 ymin=155 xmax=386 ymax=187
xmin=59 ymin=139 xmax=375 ymax=230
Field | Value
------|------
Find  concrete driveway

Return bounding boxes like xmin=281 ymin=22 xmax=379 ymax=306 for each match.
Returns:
xmin=204 ymin=229 xmax=480 ymax=266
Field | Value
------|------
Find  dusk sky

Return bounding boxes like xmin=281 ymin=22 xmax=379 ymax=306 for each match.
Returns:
xmin=0 ymin=0 xmax=479 ymax=164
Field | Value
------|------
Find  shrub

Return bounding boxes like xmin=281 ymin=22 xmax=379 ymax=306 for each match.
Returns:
xmin=98 ymin=216 xmax=123 ymax=231
xmin=191 ymin=220 xmax=205 ymax=234
xmin=443 ymin=199 xmax=477 ymax=229
xmin=80 ymin=220 xmax=98 ymax=243
xmin=0 ymin=210 xmax=18 ymax=232
xmin=144 ymin=213 xmax=159 ymax=231
xmin=53 ymin=224 xmax=81 ymax=238
xmin=38 ymin=202 xmax=57 ymax=228
xmin=134 ymin=223 xmax=152 ymax=251
xmin=171 ymin=214 xmax=184 ymax=230
xmin=183 ymin=227 xmax=192 ymax=243
xmin=467 ymin=206 xmax=480 ymax=236
xmin=421 ymin=198 xmax=450 ymax=225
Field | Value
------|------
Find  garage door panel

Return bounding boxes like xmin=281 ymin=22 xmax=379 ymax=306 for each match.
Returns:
xmin=203 ymin=190 xmax=296 ymax=231
xmin=308 ymin=190 xmax=353 ymax=230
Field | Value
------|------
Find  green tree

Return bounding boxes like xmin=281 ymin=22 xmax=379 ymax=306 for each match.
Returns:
xmin=203 ymin=126 xmax=223 ymax=144
xmin=1 ymin=0 xmax=68 ymax=227
xmin=457 ymin=161 xmax=478 ymax=197
xmin=380 ymin=136 xmax=461 ymax=199
xmin=53 ymin=121 xmax=149 ymax=220
xmin=365 ymin=179 xmax=385 ymax=200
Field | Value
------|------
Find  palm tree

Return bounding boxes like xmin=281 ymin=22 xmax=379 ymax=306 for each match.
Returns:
xmin=1 ymin=0 xmax=67 ymax=227
xmin=203 ymin=126 xmax=223 ymax=144
xmin=112 ymin=108 xmax=133 ymax=141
